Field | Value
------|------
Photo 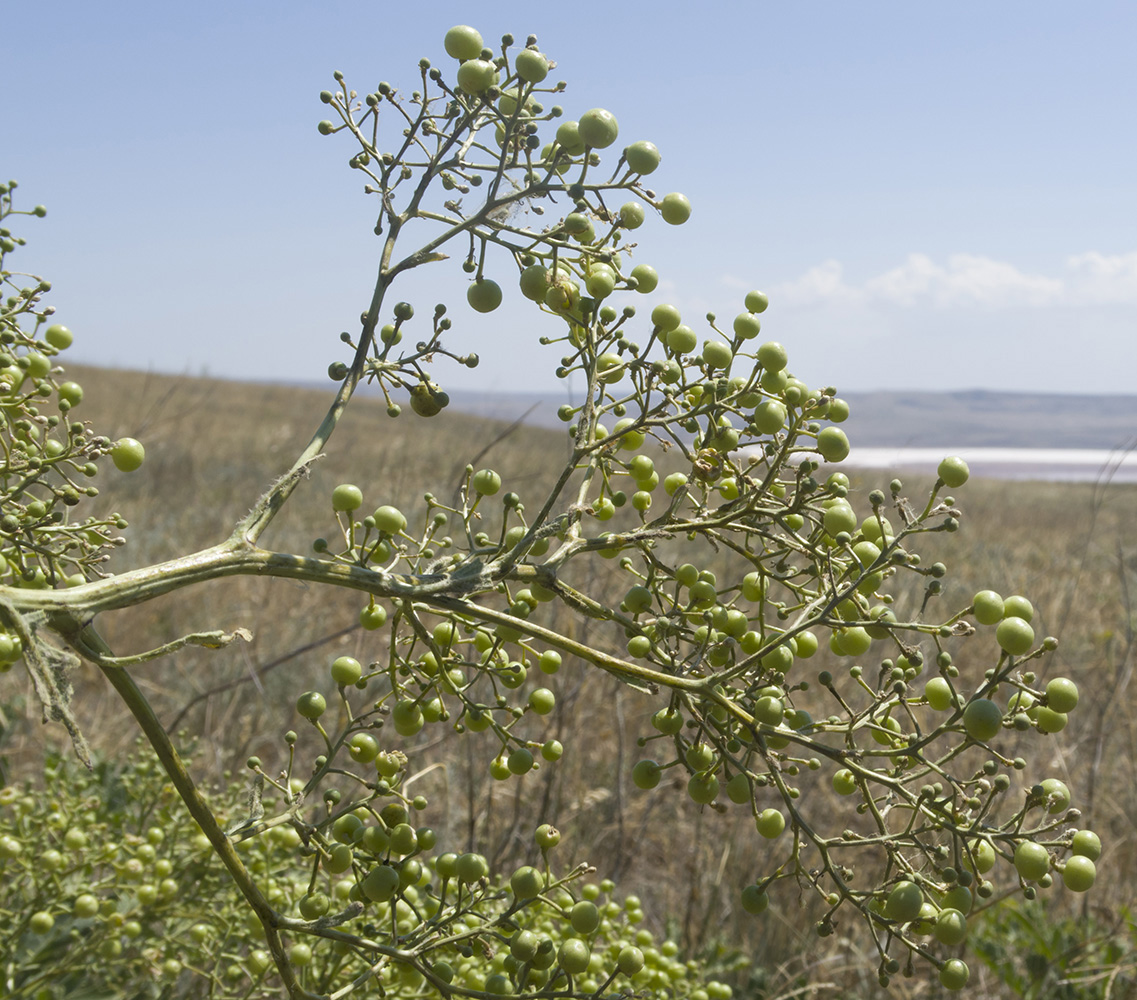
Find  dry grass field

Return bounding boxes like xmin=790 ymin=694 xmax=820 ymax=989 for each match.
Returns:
xmin=2 ymin=364 xmax=1135 ymax=999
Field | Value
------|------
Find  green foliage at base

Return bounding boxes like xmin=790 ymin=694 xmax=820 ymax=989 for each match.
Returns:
xmin=970 ymin=899 xmax=1137 ymax=1000
xmin=0 ymin=745 xmax=729 ymax=1000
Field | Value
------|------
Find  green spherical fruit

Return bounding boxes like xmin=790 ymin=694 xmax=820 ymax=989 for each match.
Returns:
xmin=456 ymin=58 xmax=496 ymax=94
xmin=1035 ymin=706 xmax=1068 ymax=733
xmin=555 ymin=120 xmax=586 ymax=155
xmin=924 ymin=677 xmax=954 ymax=711
xmin=996 ymin=616 xmax=1035 ymax=656
xmin=586 ymin=267 xmax=616 ymax=299
xmin=754 ymin=695 xmax=784 ymax=726
xmin=507 ymin=747 xmax=534 ymax=774
xmin=760 ymin=643 xmax=794 ymax=673
xmin=542 ymin=739 xmax=563 ymax=761
xmin=58 ymin=381 xmax=83 ymax=406
xmin=1040 ymin=778 xmax=1071 ymax=814
xmin=625 ymin=140 xmax=661 ymax=174
xmin=570 ymin=900 xmax=600 ymax=934
xmin=45 ymin=324 xmax=73 ymax=349
xmin=968 ymin=838 xmax=996 ymax=874
xmin=487 ymin=968 xmax=518 ymax=990
xmin=528 ymin=687 xmax=556 ymax=715
xmin=324 ymin=843 xmax=353 ymax=874
xmin=937 ymin=456 xmax=970 ymax=488
xmin=510 ymin=865 xmax=545 ymax=900
xmin=578 ymin=108 xmax=619 ymax=148
xmin=558 ymin=938 xmax=591 ymax=975
xmin=410 ymin=382 xmax=448 ymax=417
xmin=939 ymin=959 xmax=969 ymax=991
xmin=972 ymin=589 xmax=1004 ymax=625
xmin=29 ymin=910 xmax=54 ymax=934
xmin=632 ymin=759 xmax=661 ymax=789
xmin=349 ymin=732 xmax=380 ymax=763
xmin=299 ymin=891 xmax=330 ymax=919
xmin=630 ymin=263 xmax=658 ymax=293
xmin=962 ymin=699 xmax=1002 ymax=741
xmin=702 ymin=340 xmax=733 ymax=370
xmin=832 ymin=769 xmax=857 ymax=795
xmin=514 ymin=48 xmax=549 ymax=83
xmin=535 ymin=824 xmax=560 ymax=850
xmin=1045 ymin=677 xmax=1079 ymax=713
xmin=1071 ymin=829 xmax=1102 ymax=861
xmin=755 ymin=808 xmax=786 ymax=839
xmin=332 ymin=483 xmax=363 ymax=512
xmin=392 ymin=700 xmax=425 ymax=736
xmin=444 ymin=25 xmax=484 ymax=60
xmin=361 ymin=864 xmax=401 ymax=902
xmin=816 ymin=427 xmax=850 ymax=463
xmin=740 ymin=884 xmax=769 ymax=914
xmin=1003 ymin=594 xmax=1034 ymax=622
xmin=616 ymin=201 xmax=646 ymax=231
xmin=1062 ymin=855 xmax=1095 ymax=892
xmin=296 ymin=691 xmax=326 ymax=720
xmin=617 ymin=945 xmax=645 ymax=975
xmin=1014 ymin=840 xmax=1050 ymax=881
xmin=836 ymin=627 xmax=872 ymax=657
xmin=456 ymin=852 xmax=488 ymax=883
xmin=623 ymin=585 xmax=653 ymax=614
xmin=651 ymin=303 xmax=682 ymax=332
xmin=687 ymin=772 xmax=719 ymax=804
xmin=651 ymin=708 xmax=684 ymax=734
xmin=472 ymin=468 xmax=502 ymax=495
xmin=745 ymin=290 xmax=769 ymax=313
xmin=330 ymin=655 xmax=362 ymax=685
xmin=725 ymin=772 xmax=751 ymax=804
xmin=511 ymin=929 xmax=541 ymax=962
xmin=564 ymin=211 xmax=592 ymax=236
xmin=660 ymin=192 xmax=691 ymax=225
xmin=287 ymin=942 xmax=313 ymax=966
xmin=110 ymin=437 xmax=145 ymax=472
xmin=733 ymin=312 xmax=762 ymax=340
xmin=884 ymin=881 xmax=924 ymax=922
xmin=467 ymin=278 xmax=503 ymax=312
xmin=933 ymin=908 xmax=968 ymax=946
xmin=756 ymin=341 xmax=787 ymax=373
xmin=823 ymin=501 xmax=857 ymax=536
xmin=871 ymin=714 xmax=902 ymax=745
xmin=686 ymin=742 xmax=716 ymax=771
xmin=941 ymin=885 xmax=972 ymax=914
xmin=72 ymin=893 xmax=99 ymax=918
xmin=596 ymin=352 xmax=625 ymax=383
xmin=373 ymin=505 xmax=406 ymax=534
xmin=752 ymin=399 xmax=787 ymax=434
xmin=666 ymin=325 xmax=698 ymax=354
xmin=519 ymin=264 xmax=550 ymax=301
xmin=25 ymin=353 xmax=51 ymax=378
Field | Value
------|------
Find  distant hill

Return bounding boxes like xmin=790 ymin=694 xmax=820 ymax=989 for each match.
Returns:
xmin=71 ymin=364 xmax=1137 ymax=451
xmin=441 ymin=388 xmax=1137 ymax=450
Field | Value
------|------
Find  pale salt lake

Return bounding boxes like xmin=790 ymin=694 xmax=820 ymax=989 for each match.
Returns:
xmin=842 ymin=448 xmax=1137 ymax=484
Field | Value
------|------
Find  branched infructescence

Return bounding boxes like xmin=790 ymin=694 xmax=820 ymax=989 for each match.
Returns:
xmin=0 ymin=24 xmax=1099 ymax=999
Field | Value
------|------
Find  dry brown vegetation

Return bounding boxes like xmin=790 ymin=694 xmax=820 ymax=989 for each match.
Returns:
xmin=2 ymin=364 xmax=1135 ymax=998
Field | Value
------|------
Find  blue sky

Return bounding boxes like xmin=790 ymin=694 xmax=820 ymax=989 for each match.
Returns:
xmin=6 ymin=2 xmax=1136 ymax=397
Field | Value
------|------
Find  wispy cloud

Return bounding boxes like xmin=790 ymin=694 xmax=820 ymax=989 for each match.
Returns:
xmin=764 ymin=252 xmax=1137 ymax=308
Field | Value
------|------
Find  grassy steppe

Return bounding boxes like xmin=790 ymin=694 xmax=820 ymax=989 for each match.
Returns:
xmin=3 ymin=365 xmax=1135 ymax=999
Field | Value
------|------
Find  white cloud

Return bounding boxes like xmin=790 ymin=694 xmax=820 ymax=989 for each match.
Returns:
xmin=1065 ymin=251 xmax=1137 ymax=305
xmin=773 ymin=260 xmax=860 ymax=305
xmin=773 ymin=251 xmax=1137 ymax=309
